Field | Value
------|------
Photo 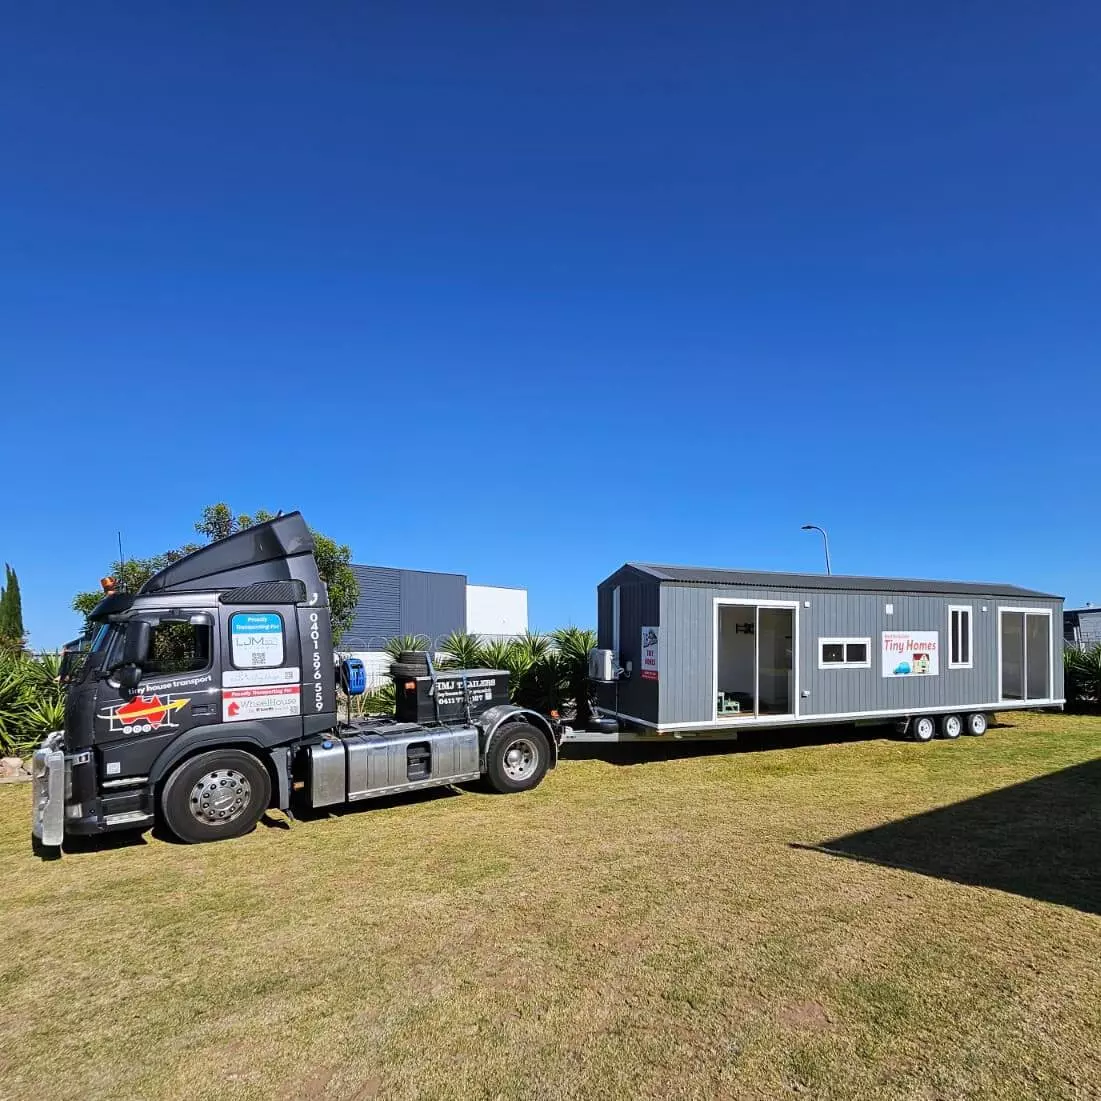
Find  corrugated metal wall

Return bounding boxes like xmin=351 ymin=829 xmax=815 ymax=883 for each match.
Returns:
xmin=343 ymin=565 xmax=466 ymax=650
xmin=344 ymin=566 xmax=401 ymax=650
xmin=399 ymin=569 xmax=466 ymax=645
xmin=658 ymin=583 xmax=1064 ymax=727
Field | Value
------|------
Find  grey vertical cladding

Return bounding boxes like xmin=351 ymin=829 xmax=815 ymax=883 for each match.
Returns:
xmin=657 ymin=583 xmax=1063 ymax=727
xmin=596 ymin=569 xmax=660 ymax=724
xmin=344 ymin=565 xmax=467 ymax=650
xmin=399 ymin=569 xmax=466 ymax=645
xmin=345 ymin=566 xmax=401 ymax=649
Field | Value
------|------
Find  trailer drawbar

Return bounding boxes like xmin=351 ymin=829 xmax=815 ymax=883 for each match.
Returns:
xmin=31 ymin=513 xmax=559 ymax=849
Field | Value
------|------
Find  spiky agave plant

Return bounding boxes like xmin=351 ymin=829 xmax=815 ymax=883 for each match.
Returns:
xmin=440 ymin=631 xmax=484 ymax=670
xmin=1064 ymin=644 xmax=1101 ymax=709
xmin=551 ymin=626 xmax=597 ymax=725
xmin=384 ymin=635 xmax=432 ymax=660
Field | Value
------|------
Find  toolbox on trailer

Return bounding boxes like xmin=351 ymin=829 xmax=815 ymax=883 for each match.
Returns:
xmin=393 ymin=667 xmax=511 ymax=725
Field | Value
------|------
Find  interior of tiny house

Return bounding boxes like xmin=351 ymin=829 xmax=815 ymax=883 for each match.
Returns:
xmin=716 ymin=604 xmax=794 ymax=717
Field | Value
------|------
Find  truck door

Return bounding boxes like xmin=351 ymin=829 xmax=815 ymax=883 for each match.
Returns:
xmin=218 ymin=605 xmax=305 ymax=742
xmin=93 ymin=611 xmax=221 ymax=777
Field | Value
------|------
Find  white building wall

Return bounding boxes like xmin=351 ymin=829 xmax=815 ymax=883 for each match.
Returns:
xmin=467 ymin=585 xmax=528 ymax=639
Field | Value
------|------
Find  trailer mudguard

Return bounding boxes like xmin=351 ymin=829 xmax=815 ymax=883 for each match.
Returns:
xmin=478 ymin=705 xmax=559 ymax=770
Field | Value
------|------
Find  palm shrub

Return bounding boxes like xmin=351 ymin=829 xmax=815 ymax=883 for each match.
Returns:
xmin=0 ymin=650 xmax=66 ymax=757
xmin=439 ymin=631 xmax=484 ymax=670
xmin=1064 ymin=644 xmax=1101 ymax=710
xmin=384 ymin=635 xmax=431 ymax=660
xmin=551 ymin=627 xmax=597 ymax=726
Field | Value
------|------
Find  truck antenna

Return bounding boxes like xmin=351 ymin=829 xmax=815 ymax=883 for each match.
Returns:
xmin=118 ymin=531 xmax=125 ymax=574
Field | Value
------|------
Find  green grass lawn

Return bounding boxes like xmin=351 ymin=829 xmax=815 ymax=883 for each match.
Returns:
xmin=1 ymin=712 xmax=1098 ymax=1101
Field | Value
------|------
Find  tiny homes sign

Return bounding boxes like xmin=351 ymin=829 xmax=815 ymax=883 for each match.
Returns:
xmin=882 ymin=631 xmax=939 ymax=677
xmin=641 ymin=626 xmax=660 ymax=681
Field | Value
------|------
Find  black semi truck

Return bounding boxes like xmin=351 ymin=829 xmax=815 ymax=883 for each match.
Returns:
xmin=32 ymin=513 xmax=559 ymax=849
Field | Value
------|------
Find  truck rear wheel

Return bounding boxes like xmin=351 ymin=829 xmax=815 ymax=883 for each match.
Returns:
xmin=161 ymin=749 xmax=271 ymax=844
xmin=484 ymin=723 xmax=550 ymax=794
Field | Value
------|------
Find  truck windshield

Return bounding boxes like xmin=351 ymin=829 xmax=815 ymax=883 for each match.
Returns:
xmin=60 ymin=624 xmax=115 ymax=683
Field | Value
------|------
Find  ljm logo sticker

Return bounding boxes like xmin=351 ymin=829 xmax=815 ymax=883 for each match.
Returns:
xmin=99 ymin=695 xmax=189 ymax=734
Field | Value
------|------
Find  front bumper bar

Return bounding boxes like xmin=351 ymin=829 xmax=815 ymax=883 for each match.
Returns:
xmin=30 ymin=732 xmax=66 ymax=847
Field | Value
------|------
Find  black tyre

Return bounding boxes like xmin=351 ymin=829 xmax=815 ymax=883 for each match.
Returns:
xmin=160 ymin=749 xmax=271 ymax=844
xmin=964 ymin=712 xmax=989 ymax=737
xmin=390 ymin=663 xmax=430 ymax=680
xmin=484 ymin=723 xmax=550 ymax=794
xmin=398 ymin=651 xmax=431 ymax=667
xmin=939 ymin=714 xmax=963 ymax=740
xmin=912 ymin=716 xmax=936 ymax=743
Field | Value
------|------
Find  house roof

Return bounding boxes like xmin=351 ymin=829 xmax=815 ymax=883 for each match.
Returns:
xmin=624 ymin=563 xmax=1061 ymax=600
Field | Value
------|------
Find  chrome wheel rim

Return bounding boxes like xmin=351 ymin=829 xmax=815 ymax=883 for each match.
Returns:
xmin=502 ymin=738 xmax=539 ymax=782
xmin=188 ymin=768 xmax=252 ymax=826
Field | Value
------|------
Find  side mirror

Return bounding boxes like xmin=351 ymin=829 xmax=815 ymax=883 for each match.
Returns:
xmin=122 ymin=620 xmax=152 ymax=667
xmin=116 ymin=664 xmax=142 ymax=691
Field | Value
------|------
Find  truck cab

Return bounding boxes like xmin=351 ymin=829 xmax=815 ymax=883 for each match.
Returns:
xmin=32 ymin=513 xmax=558 ymax=849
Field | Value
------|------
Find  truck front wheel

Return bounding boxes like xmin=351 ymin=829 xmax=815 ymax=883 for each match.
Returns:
xmin=160 ymin=749 xmax=272 ymax=844
xmin=484 ymin=723 xmax=550 ymax=794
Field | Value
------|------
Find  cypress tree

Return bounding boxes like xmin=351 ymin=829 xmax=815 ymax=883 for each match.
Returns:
xmin=0 ymin=565 xmax=23 ymax=643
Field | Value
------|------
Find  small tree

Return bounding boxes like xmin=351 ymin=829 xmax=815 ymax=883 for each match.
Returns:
xmin=0 ymin=565 xmax=25 ymax=649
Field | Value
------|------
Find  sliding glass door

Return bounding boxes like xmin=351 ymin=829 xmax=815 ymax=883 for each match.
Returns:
xmin=1000 ymin=611 xmax=1051 ymax=702
xmin=716 ymin=604 xmax=795 ymax=718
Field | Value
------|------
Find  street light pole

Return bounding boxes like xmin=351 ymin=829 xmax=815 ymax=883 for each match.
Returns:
xmin=801 ymin=524 xmax=832 ymax=575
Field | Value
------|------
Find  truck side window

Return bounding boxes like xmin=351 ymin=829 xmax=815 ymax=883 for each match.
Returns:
xmin=145 ymin=623 xmax=213 ymax=676
xmin=229 ymin=612 xmax=286 ymax=668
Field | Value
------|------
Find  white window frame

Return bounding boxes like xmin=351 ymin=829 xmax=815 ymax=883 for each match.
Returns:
xmin=818 ymin=637 xmax=871 ymax=669
xmin=948 ymin=605 xmax=973 ymax=669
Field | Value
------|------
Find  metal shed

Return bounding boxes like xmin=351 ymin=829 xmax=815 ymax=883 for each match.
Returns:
xmin=595 ymin=564 xmax=1064 ymax=736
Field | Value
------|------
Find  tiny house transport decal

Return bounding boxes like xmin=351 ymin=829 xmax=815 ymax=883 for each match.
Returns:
xmin=99 ymin=694 xmax=189 ymax=734
xmin=881 ymin=631 xmax=939 ymax=677
xmin=641 ymin=626 xmax=660 ymax=681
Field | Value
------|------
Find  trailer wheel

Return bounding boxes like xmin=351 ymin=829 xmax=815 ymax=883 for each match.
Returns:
xmin=912 ymin=716 xmax=936 ymax=743
xmin=484 ymin=723 xmax=550 ymax=794
xmin=160 ymin=749 xmax=271 ymax=844
xmin=939 ymin=714 xmax=963 ymax=739
xmin=964 ymin=712 xmax=989 ymax=737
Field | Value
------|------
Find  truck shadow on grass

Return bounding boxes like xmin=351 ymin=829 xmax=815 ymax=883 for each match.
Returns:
xmin=798 ymin=757 xmax=1101 ymax=915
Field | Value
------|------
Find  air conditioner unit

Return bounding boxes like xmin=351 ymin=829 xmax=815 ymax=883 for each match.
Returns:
xmin=588 ymin=648 xmax=617 ymax=683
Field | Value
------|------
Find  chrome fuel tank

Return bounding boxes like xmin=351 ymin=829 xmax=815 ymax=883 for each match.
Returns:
xmin=307 ymin=724 xmax=481 ymax=808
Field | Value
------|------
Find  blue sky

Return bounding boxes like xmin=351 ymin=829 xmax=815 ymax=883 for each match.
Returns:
xmin=3 ymin=2 xmax=1099 ymax=647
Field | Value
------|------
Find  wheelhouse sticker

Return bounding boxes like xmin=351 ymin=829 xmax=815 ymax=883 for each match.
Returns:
xmin=230 ymin=613 xmax=284 ymax=668
xmin=882 ymin=631 xmax=940 ymax=677
xmin=223 ymin=666 xmax=300 ymax=688
xmin=641 ymin=626 xmax=660 ymax=681
xmin=98 ymin=694 xmax=189 ymax=734
xmin=222 ymin=685 xmax=300 ymax=722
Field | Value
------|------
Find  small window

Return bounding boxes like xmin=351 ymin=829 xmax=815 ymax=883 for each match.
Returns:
xmin=819 ymin=637 xmax=871 ymax=669
xmin=949 ymin=606 xmax=973 ymax=669
xmin=145 ymin=622 xmax=213 ymax=676
xmin=230 ymin=612 xmax=286 ymax=669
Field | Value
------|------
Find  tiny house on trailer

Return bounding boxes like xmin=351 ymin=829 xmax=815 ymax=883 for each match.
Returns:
xmin=594 ymin=564 xmax=1064 ymax=740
